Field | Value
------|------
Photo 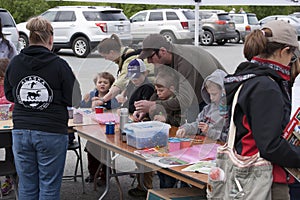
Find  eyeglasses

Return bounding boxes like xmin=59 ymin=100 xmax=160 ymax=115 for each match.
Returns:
xmin=290 ymin=51 xmax=298 ymax=64
xmin=147 ymin=51 xmax=156 ymax=59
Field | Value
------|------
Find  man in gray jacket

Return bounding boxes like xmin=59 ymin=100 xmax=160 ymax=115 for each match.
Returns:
xmin=135 ymin=34 xmax=226 ymax=122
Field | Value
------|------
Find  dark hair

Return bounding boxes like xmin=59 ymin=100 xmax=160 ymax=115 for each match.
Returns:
xmin=26 ymin=16 xmax=53 ymax=45
xmin=93 ymin=72 xmax=115 ymax=86
xmin=0 ymin=58 xmax=9 ymax=77
xmin=0 ymin=18 xmax=12 ymax=51
xmin=97 ymin=34 xmax=122 ymax=54
xmin=244 ymin=29 xmax=295 ymax=61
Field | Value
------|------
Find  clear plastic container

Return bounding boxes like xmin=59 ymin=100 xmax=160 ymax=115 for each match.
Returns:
xmin=124 ymin=121 xmax=170 ymax=149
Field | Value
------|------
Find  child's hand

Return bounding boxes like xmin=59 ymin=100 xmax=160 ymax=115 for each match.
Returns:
xmin=116 ymin=94 xmax=126 ymax=104
xmin=133 ymin=111 xmax=146 ymax=122
xmin=153 ymin=114 xmax=166 ymax=122
xmin=176 ymin=128 xmax=186 ymax=138
xmin=83 ymin=93 xmax=90 ymax=102
xmin=198 ymin=122 xmax=209 ymax=133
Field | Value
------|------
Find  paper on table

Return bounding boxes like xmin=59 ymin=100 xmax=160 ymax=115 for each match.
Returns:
xmin=292 ymin=75 xmax=300 ymax=118
xmin=181 ymin=160 xmax=216 ymax=174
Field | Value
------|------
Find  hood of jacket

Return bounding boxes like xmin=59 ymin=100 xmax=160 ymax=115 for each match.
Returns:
xmin=224 ymin=59 xmax=285 ymax=105
xmin=201 ymin=69 xmax=227 ymax=104
xmin=18 ymin=45 xmax=59 ymax=71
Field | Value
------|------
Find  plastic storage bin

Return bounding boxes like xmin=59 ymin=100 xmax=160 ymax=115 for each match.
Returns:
xmin=124 ymin=121 xmax=171 ymax=149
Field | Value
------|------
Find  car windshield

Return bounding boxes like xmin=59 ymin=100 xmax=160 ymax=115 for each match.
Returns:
xmin=248 ymin=15 xmax=259 ymax=25
xmin=0 ymin=11 xmax=15 ymax=27
xmin=182 ymin=10 xmax=195 ymax=20
xmin=83 ymin=10 xmax=128 ymax=21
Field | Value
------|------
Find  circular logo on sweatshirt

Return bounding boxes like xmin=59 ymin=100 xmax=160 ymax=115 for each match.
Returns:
xmin=16 ymin=76 xmax=53 ymax=110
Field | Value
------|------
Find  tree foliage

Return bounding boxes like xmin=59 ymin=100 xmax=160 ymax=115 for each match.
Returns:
xmin=0 ymin=0 xmax=299 ymax=23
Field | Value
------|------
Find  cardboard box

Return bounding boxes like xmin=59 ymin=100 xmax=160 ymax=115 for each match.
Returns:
xmin=146 ymin=187 xmax=206 ymax=200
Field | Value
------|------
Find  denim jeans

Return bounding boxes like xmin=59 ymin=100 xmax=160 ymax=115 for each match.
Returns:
xmin=12 ymin=129 xmax=68 ymax=200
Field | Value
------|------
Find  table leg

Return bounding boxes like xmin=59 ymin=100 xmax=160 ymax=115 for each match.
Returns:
xmin=98 ymin=149 xmax=111 ymax=200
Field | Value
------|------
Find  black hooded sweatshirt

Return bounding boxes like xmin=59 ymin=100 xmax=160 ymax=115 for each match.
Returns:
xmin=225 ymin=57 xmax=300 ymax=183
xmin=4 ymin=45 xmax=81 ymax=134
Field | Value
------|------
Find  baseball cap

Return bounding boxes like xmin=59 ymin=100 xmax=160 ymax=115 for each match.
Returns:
xmin=139 ymin=34 xmax=171 ymax=59
xmin=126 ymin=59 xmax=147 ymax=79
xmin=262 ymin=20 xmax=299 ymax=49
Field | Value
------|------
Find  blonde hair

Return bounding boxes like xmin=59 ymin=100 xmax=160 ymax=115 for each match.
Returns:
xmin=26 ymin=16 xmax=53 ymax=45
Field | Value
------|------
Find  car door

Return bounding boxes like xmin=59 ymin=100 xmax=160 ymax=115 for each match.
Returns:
xmin=130 ymin=11 xmax=148 ymax=40
xmin=147 ymin=11 xmax=164 ymax=35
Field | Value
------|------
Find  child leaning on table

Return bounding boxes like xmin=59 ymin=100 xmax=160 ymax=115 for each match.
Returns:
xmin=176 ymin=69 xmax=228 ymax=142
xmin=80 ymin=72 xmax=120 ymax=184
xmin=0 ymin=58 xmax=14 ymax=196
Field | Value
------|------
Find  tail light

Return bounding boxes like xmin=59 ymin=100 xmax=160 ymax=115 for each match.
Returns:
xmin=180 ymin=22 xmax=189 ymax=29
xmin=215 ymin=20 xmax=226 ymax=25
xmin=95 ymin=23 xmax=107 ymax=33
xmin=245 ymin=25 xmax=251 ymax=31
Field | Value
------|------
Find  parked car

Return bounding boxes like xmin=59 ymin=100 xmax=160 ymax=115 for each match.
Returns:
xmin=129 ymin=8 xmax=201 ymax=44
xmin=17 ymin=6 xmax=132 ymax=58
xmin=229 ymin=13 xmax=260 ymax=43
xmin=199 ymin=9 xmax=237 ymax=46
xmin=0 ymin=8 xmax=19 ymax=51
xmin=289 ymin=12 xmax=300 ymax=18
xmin=259 ymin=15 xmax=300 ymax=38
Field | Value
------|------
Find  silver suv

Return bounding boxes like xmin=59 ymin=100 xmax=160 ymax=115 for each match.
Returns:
xmin=17 ymin=6 xmax=132 ymax=58
xmin=0 ymin=8 xmax=19 ymax=51
xmin=199 ymin=10 xmax=237 ymax=46
xmin=130 ymin=8 xmax=200 ymax=44
xmin=229 ymin=13 xmax=260 ymax=43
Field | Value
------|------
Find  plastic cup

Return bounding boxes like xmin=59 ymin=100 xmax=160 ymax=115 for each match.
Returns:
xmin=95 ymin=106 xmax=104 ymax=114
xmin=0 ymin=104 xmax=11 ymax=120
xmin=73 ymin=112 xmax=83 ymax=124
xmin=67 ymin=107 xmax=73 ymax=119
xmin=168 ymin=138 xmax=181 ymax=152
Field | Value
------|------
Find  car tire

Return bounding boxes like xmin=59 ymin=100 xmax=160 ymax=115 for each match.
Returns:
xmin=72 ymin=37 xmax=90 ymax=58
xmin=230 ymin=31 xmax=240 ymax=43
xmin=19 ymin=34 xmax=29 ymax=50
xmin=161 ymin=32 xmax=176 ymax=43
xmin=200 ymin=30 xmax=214 ymax=46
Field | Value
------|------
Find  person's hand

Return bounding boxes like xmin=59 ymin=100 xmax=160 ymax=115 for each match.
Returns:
xmin=134 ymin=100 xmax=155 ymax=113
xmin=116 ymin=94 xmax=126 ymax=104
xmin=83 ymin=93 xmax=90 ymax=102
xmin=176 ymin=128 xmax=186 ymax=138
xmin=153 ymin=114 xmax=166 ymax=122
xmin=91 ymin=97 xmax=104 ymax=109
xmin=198 ymin=122 xmax=209 ymax=133
xmin=132 ymin=111 xmax=146 ymax=122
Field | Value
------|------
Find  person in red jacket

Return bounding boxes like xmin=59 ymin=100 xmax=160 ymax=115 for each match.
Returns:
xmin=225 ymin=20 xmax=300 ymax=199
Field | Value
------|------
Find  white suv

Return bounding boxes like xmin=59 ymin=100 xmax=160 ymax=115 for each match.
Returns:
xmin=0 ymin=8 xmax=19 ymax=51
xmin=130 ymin=8 xmax=200 ymax=44
xmin=17 ymin=6 xmax=132 ymax=58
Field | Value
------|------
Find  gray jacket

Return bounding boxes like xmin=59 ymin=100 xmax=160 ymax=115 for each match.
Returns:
xmin=181 ymin=69 xmax=228 ymax=141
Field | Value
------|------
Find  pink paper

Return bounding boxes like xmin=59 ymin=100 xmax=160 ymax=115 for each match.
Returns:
xmin=92 ymin=113 xmax=120 ymax=124
xmin=169 ymin=143 xmax=220 ymax=163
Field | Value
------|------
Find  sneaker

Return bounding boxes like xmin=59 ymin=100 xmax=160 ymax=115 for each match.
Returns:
xmin=1 ymin=179 xmax=13 ymax=196
xmin=128 ymin=187 xmax=147 ymax=197
xmin=85 ymin=175 xmax=94 ymax=183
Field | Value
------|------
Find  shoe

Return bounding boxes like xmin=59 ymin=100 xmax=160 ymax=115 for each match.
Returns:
xmin=85 ymin=175 xmax=94 ymax=183
xmin=1 ymin=179 xmax=13 ymax=196
xmin=128 ymin=187 xmax=147 ymax=197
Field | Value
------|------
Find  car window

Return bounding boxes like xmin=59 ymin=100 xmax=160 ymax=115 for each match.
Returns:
xmin=41 ymin=11 xmax=57 ymax=22
xmin=260 ymin=17 xmax=275 ymax=24
xmin=231 ymin=15 xmax=244 ymax=24
xmin=0 ymin=11 xmax=15 ymax=27
xmin=248 ymin=15 xmax=259 ymax=25
xmin=182 ymin=10 xmax=195 ymax=20
xmin=131 ymin=12 xmax=147 ymax=22
xmin=89 ymin=10 xmax=128 ymax=21
xmin=149 ymin=12 xmax=163 ymax=21
xmin=218 ymin=14 xmax=231 ymax=21
xmin=56 ymin=11 xmax=75 ymax=22
xmin=199 ymin=13 xmax=213 ymax=19
xmin=166 ymin=12 xmax=179 ymax=20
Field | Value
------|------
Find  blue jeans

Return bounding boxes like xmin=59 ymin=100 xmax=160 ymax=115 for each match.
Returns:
xmin=12 ymin=129 xmax=68 ymax=200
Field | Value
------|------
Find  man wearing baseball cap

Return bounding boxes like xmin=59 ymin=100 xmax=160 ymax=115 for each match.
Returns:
xmin=135 ymin=34 xmax=226 ymax=122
